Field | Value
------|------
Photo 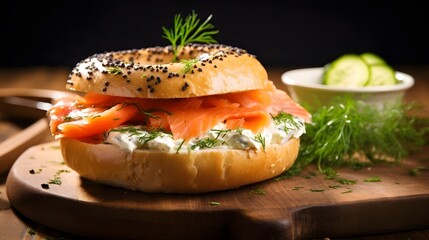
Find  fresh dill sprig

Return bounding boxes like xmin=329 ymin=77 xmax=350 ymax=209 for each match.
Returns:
xmin=176 ymin=139 xmax=186 ymax=154
xmin=162 ymin=10 xmax=219 ymax=62
xmin=137 ymin=131 xmax=163 ymax=145
xmin=210 ymin=129 xmax=231 ymax=139
xmin=271 ymin=112 xmax=302 ymax=133
xmin=296 ymin=95 xmax=429 ymax=173
xmin=116 ymin=103 xmax=171 ymax=124
xmin=253 ymin=133 xmax=266 ymax=150
xmin=364 ymin=176 xmax=382 ymax=182
xmin=110 ymin=126 xmax=164 ymax=145
xmin=188 ymin=129 xmax=231 ymax=150
xmin=48 ymin=177 xmax=62 ymax=185
xmin=191 ymin=137 xmax=218 ymax=150
xmin=235 ymin=127 xmax=244 ymax=135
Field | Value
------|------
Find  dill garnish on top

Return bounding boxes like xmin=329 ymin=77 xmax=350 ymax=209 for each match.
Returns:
xmin=162 ymin=10 xmax=219 ymax=62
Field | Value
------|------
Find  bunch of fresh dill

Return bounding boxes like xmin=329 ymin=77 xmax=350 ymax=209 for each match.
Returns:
xmin=293 ymin=95 xmax=429 ymax=174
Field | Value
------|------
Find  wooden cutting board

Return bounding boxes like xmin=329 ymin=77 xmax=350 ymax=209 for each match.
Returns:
xmin=6 ymin=141 xmax=429 ymax=240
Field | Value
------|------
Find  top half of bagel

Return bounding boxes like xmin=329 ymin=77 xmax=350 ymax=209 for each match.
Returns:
xmin=66 ymin=44 xmax=269 ymax=99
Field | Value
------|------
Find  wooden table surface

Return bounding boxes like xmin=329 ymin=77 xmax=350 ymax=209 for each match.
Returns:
xmin=1 ymin=66 xmax=429 ymax=239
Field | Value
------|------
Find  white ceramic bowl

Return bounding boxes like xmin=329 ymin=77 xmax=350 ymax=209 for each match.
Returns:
xmin=281 ymin=67 xmax=414 ymax=108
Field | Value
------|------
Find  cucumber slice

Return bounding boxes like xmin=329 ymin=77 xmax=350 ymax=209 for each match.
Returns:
xmin=367 ymin=64 xmax=397 ymax=86
xmin=323 ymin=54 xmax=370 ymax=86
xmin=360 ymin=52 xmax=386 ymax=65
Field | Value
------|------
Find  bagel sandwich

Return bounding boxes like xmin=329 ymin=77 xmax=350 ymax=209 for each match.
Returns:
xmin=48 ymin=44 xmax=311 ymax=193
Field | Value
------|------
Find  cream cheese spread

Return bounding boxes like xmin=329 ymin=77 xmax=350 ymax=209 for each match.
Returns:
xmin=104 ymin=116 xmax=305 ymax=153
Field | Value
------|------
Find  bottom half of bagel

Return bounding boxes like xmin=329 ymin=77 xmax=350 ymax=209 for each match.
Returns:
xmin=60 ymin=138 xmax=300 ymax=193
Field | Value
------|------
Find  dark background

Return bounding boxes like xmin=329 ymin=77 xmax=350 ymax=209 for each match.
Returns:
xmin=2 ymin=1 xmax=428 ymax=68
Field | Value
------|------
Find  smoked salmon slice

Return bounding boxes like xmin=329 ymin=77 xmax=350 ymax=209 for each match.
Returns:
xmin=48 ymin=86 xmax=311 ymax=141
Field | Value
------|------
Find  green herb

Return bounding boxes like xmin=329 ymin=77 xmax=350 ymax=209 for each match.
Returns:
xmin=253 ymin=133 xmax=266 ymax=150
xmin=111 ymin=126 xmax=164 ymax=145
xmin=364 ymin=176 xmax=381 ymax=182
xmin=292 ymin=186 xmax=304 ymax=190
xmin=180 ymin=58 xmax=199 ymax=74
xmin=46 ymin=169 xmax=71 ymax=186
xmin=191 ymin=137 xmax=217 ymax=150
xmin=176 ymin=139 xmax=186 ymax=154
xmin=272 ymin=112 xmax=302 ymax=134
xmin=111 ymin=125 xmax=140 ymax=134
xmin=56 ymin=169 xmax=70 ymax=174
xmin=137 ymin=132 xmax=163 ymax=145
xmin=191 ymin=129 xmax=231 ymax=150
xmin=321 ymin=168 xmax=358 ymax=185
xmin=48 ymin=177 xmax=62 ymax=185
xmin=116 ymin=103 xmax=171 ymax=125
xmin=336 ymin=178 xmax=358 ymax=185
xmin=235 ymin=127 xmax=244 ymax=135
xmin=310 ymin=188 xmax=325 ymax=192
xmin=409 ymin=166 xmax=429 ymax=176
xmin=322 ymin=167 xmax=338 ymax=180
xmin=210 ymin=201 xmax=221 ymax=206
xmin=107 ymin=67 xmax=122 ymax=75
xmin=296 ymin=95 xmax=429 ymax=173
xmin=210 ymin=129 xmax=231 ymax=139
xmin=329 ymin=185 xmax=341 ymax=189
xmin=162 ymin=10 xmax=219 ymax=62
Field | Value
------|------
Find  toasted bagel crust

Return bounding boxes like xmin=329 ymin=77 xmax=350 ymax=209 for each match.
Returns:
xmin=60 ymin=138 xmax=299 ymax=193
xmin=66 ymin=44 xmax=268 ymax=98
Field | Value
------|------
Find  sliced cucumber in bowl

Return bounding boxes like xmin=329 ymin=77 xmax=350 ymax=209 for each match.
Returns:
xmin=367 ymin=64 xmax=397 ymax=86
xmin=360 ymin=52 xmax=386 ymax=65
xmin=323 ymin=54 xmax=369 ymax=86
xmin=323 ymin=52 xmax=398 ymax=87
